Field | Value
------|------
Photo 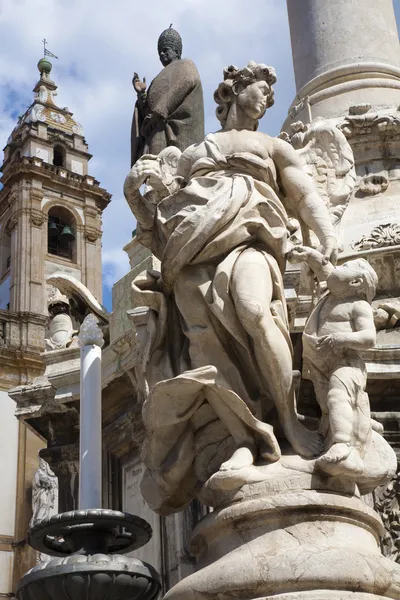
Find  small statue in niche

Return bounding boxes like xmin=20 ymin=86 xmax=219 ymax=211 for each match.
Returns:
xmin=289 ymin=246 xmax=382 ymax=476
xmin=29 ymin=457 xmax=58 ymax=528
xmin=44 ymin=288 xmax=77 ymax=351
xmin=131 ymin=25 xmax=204 ymax=166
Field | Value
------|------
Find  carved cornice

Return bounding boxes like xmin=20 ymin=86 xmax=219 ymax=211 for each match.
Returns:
xmin=338 ymin=105 xmax=400 ymax=139
xmin=1 ymin=157 xmax=111 ymax=212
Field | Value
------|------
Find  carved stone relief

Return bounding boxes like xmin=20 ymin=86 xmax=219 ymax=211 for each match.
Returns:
xmin=352 ymin=223 xmax=400 ymax=251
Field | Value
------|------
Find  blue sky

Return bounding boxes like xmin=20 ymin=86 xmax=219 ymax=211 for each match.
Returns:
xmin=0 ymin=0 xmax=399 ymax=311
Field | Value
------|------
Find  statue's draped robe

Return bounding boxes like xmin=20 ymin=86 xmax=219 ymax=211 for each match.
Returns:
xmin=131 ymin=58 xmax=204 ymax=166
xmin=133 ymin=134 xmax=293 ymax=513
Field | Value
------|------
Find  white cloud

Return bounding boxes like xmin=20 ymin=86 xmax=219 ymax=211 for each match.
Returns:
xmin=0 ymin=0 xmax=296 ymax=308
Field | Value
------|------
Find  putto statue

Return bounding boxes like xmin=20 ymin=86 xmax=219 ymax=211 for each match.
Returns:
xmin=131 ymin=26 xmax=204 ymax=166
xmin=125 ymin=62 xmax=341 ymax=513
xmin=289 ymin=247 xmax=386 ymax=479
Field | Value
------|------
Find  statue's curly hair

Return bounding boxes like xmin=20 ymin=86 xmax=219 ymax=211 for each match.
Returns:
xmin=214 ymin=61 xmax=277 ymax=127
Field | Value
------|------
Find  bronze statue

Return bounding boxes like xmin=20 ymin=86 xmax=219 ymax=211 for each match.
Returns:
xmin=131 ymin=26 xmax=204 ymax=166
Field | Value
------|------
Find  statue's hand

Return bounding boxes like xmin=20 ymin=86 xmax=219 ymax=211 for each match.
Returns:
xmin=287 ymin=245 xmax=313 ymax=264
xmin=126 ymin=155 xmax=163 ymax=192
xmin=316 ymin=333 xmax=347 ymax=352
xmin=320 ymin=235 xmax=339 ymax=265
xmin=133 ymin=72 xmax=147 ymax=94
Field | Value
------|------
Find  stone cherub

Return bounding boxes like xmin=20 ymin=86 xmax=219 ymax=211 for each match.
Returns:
xmin=131 ymin=26 xmax=204 ymax=166
xmin=125 ymin=61 xmax=340 ymax=514
xmin=289 ymin=246 xmax=381 ymax=476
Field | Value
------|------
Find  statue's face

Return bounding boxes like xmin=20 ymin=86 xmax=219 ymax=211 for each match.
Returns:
xmin=159 ymin=46 xmax=179 ymax=67
xmin=326 ymin=263 xmax=364 ymax=296
xmin=237 ymin=81 xmax=270 ymax=121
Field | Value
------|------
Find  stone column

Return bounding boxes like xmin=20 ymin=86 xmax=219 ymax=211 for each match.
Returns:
xmin=78 ymin=314 xmax=104 ymax=510
xmin=284 ymin=0 xmax=400 ymax=127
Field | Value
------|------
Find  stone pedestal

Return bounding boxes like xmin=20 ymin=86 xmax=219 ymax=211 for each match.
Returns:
xmin=165 ymin=477 xmax=400 ymax=600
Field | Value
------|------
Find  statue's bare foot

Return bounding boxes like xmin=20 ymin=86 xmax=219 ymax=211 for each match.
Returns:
xmin=285 ymin=418 xmax=323 ymax=459
xmin=317 ymin=442 xmax=351 ymax=465
xmin=316 ymin=443 xmax=363 ymax=475
xmin=220 ymin=446 xmax=256 ymax=472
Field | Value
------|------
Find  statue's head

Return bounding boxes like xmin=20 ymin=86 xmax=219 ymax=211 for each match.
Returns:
xmin=158 ymin=26 xmax=182 ymax=67
xmin=214 ymin=62 xmax=277 ymax=128
xmin=48 ymin=298 xmax=70 ymax=317
xmin=327 ymin=258 xmax=378 ymax=303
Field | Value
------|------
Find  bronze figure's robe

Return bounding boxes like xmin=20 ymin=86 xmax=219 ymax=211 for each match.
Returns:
xmin=131 ymin=58 xmax=204 ymax=166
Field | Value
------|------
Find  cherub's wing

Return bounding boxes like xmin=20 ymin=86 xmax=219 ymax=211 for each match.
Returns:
xmin=292 ymin=118 xmax=356 ymax=226
xmin=47 ymin=273 xmax=109 ymax=324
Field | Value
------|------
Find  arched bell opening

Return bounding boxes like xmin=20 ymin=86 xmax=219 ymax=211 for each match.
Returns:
xmin=47 ymin=206 xmax=76 ymax=261
xmin=53 ymin=144 xmax=66 ymax=168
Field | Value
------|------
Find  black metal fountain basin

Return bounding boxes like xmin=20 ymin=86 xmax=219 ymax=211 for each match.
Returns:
xmin=17 ymin=509 xmax=161 ymax=600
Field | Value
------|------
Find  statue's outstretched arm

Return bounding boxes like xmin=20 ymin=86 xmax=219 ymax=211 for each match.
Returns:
xmin=287 ymin=246 xmax=334 ymax=282
xmin=272 ymin=138 xmax=339 ymax=264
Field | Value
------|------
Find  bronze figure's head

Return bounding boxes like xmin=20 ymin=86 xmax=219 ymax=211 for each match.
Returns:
xmin=157 ymin=26 xmax=183 ymax=66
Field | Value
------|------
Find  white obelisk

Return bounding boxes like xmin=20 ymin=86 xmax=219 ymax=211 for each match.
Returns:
xmin=78 ymin=314 xmax=104 ymax=510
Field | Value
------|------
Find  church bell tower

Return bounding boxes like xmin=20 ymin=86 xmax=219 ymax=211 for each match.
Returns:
xmin=0 ymin=55 xmax=110 ymax=379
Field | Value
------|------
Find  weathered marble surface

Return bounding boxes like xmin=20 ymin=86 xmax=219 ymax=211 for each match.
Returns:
xmin=165 ymin=485 xmax=400 ymax=600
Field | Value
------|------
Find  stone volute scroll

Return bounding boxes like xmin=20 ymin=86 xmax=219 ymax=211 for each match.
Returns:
xmin=131 ymin=26 xmax=204 ymax=166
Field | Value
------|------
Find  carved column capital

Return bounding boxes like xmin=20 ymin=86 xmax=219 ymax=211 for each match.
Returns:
xmin=78 ymin=314 xmax=104 ymax=348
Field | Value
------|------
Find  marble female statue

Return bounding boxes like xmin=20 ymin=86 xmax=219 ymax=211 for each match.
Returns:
xmin=131 ymin=26 xmax=204 ymax=166
xmin=29 ymin=458 xmax=58 ymax=528
xmin=125 ymin=62 xmax=339 ymax=513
